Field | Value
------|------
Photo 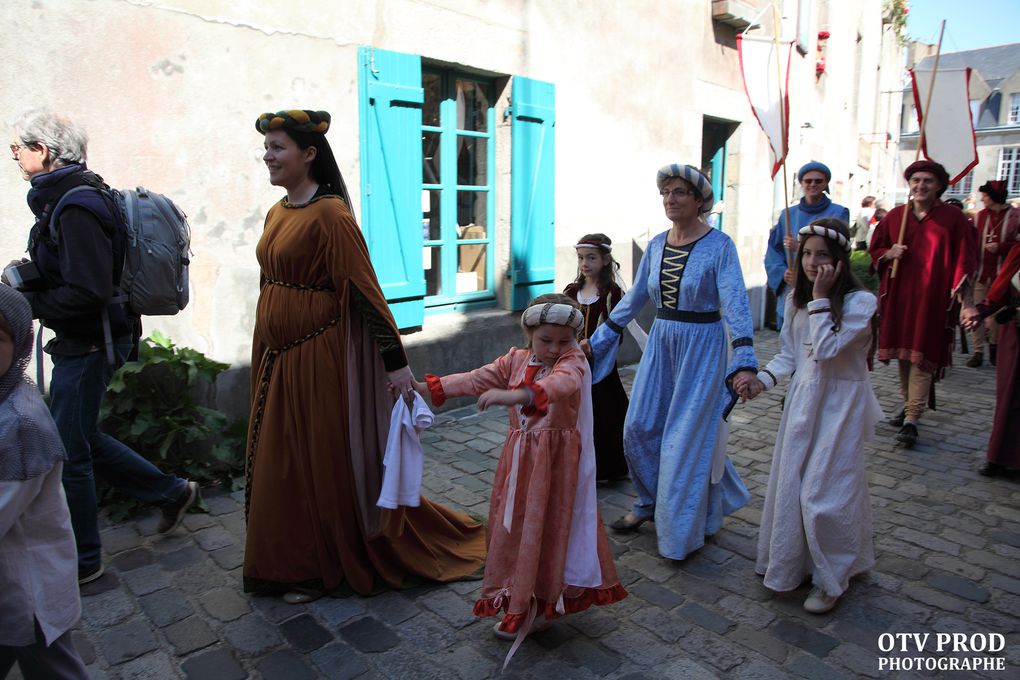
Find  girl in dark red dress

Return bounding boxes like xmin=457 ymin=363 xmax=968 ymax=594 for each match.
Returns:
xmin=565 ymin=234 xmax=630 ymax=482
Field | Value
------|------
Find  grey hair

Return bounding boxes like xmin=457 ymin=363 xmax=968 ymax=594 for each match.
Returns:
xmin=14 ymin=109 xmax=88 ymax=167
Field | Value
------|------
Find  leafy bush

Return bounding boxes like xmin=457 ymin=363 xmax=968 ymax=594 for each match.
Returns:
xmin=99 ymin=331 xmax=246 ymax=518
xmin=850 ymin=250 xmax=880 ymax=293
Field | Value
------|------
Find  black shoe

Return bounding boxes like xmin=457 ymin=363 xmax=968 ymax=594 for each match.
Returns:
xmin=978 ymin=462 xmax=1007 ymax=477
xmin=157 ymin=481 xmax=199 ymax=534
xmin=896 ymin=423 xmax=918 ymax=448
xmin=610 ymin=514 xmax=650 ymax=533
xmin=990 ymin=345 xmax=997 ymax=367
xmin=887 ymin=410 xmax=905 ymax=427
xmin=78 ymin=563 xmax=104 ymax=585
xmin=966 ymin=352 xmax=983 ymax=368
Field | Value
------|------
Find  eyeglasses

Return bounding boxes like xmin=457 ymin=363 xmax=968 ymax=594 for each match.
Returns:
xmin=9 ymin=143 xmax=33 ymax=159
xmin=801 ymin=178 xmax=826 ymax=185
xmin=659 ymin=188 xmax=696 ymax=199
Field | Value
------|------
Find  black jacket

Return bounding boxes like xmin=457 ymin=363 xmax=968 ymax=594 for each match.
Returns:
xmin=23 ymin=164 xmax=134 ymax=355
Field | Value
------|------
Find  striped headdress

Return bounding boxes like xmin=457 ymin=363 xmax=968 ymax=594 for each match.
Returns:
xmin=656 ymin=164 xmax=714 ymax=213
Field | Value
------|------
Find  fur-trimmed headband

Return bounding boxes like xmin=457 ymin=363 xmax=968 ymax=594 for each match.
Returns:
xmin=656 ymin=164 xmax=714 ymax=213
xmin=798 ymin=224 xmax=852 ymax=253
xmin=521 ymin=303 xmax=583 ymax=331
xmin=256 ymin=110 xmax=330 ymax=135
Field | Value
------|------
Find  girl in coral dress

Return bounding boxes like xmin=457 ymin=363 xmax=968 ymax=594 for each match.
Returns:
xmin=419 ymin=294 xmax=626 ymax=666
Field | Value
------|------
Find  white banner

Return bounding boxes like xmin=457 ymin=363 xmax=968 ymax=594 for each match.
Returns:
xmin=911 ymin=67 xmax=990 ymax=184
xmin=738 ymin=35 xmax=794 ymax=178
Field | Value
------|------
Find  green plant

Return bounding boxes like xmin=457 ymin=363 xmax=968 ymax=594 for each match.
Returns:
xmin=99 ymin=331 xmax=247 ymax=518
xmin=884 ymin=0 xmax=909 ymax=45
xmin=850 ymin=250 xmax=880 ymax=293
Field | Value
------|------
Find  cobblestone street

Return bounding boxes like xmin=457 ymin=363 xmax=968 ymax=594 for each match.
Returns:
xmin=22 ymin=330 xmax=1020 ymax=680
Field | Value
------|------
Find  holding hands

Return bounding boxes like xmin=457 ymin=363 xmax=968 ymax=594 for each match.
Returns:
xmin=731 ymin=369 xmax=763 ymax=402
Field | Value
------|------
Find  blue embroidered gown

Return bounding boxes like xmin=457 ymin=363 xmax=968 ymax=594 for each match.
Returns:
xmin=590 ymin=229 xmax=757 ymax=560
xmin=765 ymin=197 xmax=849 ymax=329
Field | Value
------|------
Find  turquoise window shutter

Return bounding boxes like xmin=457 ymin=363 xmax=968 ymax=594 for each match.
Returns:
xmin=358 ymin=47 xmax=426 ymax=329
xmin=509 ymin=77 xmax=556 ymax=310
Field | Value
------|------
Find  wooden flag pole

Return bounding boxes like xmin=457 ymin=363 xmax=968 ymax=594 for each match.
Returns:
xmin=892 ymin=20 xmax=945 ymax=279
xmin=771 ymin=0 xmax=794 ymax=271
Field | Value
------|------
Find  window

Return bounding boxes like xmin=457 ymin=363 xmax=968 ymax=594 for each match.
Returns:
xmin=422 ymin=70 xmax=496 ymax=310
xmin=903 ymin=102 xmax=919 ymax=133
xmin=1010 ymin=93 xmax=1020 ymax=124
xmin=946 ymin=170 xmax=973 ymax=196
xmin=998 ymin=147 xmax=1020 ymax=196
xmin=358 ymin=46 xmax=556 ymax=327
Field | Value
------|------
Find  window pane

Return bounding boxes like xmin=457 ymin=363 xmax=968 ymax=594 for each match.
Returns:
xmin=457 ymin=136 xmax=487 ymax=186
xmin=456 ymin=79 xmax=489 ymax=132
xmin=424 ymin=246 xmax=442 ymax=297
xmin=457 ymin=192 xmax=487 ymax=232
xmin=422 ymin=190 xmax=441 ymax=241
xmin=457 ymin=244 xmax=486 ymax=293
xmin=423 ymin=73 xmax=442 ymax=127
xmin=423 ymin=131 xmax=441 ymax=183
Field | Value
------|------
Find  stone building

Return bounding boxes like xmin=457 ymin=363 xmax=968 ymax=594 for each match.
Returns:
xmin=0 ymin=0 xmax=903 ymax=410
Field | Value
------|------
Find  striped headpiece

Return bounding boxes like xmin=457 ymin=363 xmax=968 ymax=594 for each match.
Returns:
xmin=256 ymin=109 xmax=331 ymax=135
xmin=656 ymin=164 xmax=714 ymax=213
xmin=798 ymin=223 xmax=852 ymax=253
xmin=521 ymin=303 xmax=584 ymax=331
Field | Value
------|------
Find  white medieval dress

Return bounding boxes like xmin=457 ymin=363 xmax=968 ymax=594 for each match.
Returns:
xmin=755 ymin=290 xmax=881 ymax=597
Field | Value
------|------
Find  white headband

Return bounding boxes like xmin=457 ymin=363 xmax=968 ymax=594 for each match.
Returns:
xmin=521 ymin=303 xmax=583 ymax=331
xmin=574 ymin=240 xmax=612 ymax=253
xmin=798 ymin=224 xmax=852 ymax=253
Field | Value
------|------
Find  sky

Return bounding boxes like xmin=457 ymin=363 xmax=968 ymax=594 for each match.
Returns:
xmin=907 ymin=0 xmax=1020 ymax=52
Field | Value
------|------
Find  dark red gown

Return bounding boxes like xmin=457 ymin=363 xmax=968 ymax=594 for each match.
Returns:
xmin=979 ymin=247 xmax=1020 ymax=470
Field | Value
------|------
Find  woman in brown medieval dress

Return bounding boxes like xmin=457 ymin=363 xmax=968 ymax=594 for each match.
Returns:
xmin=243 ymin=110 xmax=485 ymax=603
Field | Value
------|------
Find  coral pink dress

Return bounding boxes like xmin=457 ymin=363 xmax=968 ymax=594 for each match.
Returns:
xmin=427 ymin=345 xmax=626 ymax=634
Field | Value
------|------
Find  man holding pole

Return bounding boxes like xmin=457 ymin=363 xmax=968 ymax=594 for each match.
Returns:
xmin=764 ymin=161 xmax=849 ymax=329
xmin=869 ymin=160 xmax=977 ymax=448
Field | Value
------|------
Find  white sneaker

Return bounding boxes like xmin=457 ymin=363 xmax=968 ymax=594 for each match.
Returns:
xmin=803 ymin=587 xmax=840 ymax=614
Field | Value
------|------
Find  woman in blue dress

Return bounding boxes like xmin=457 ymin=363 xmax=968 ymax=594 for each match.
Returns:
xmin=589 ymin=164 xmax=758 ymax=561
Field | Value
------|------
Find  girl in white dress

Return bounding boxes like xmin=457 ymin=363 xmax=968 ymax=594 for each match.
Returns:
xmin=738 ymin=217 xmax=881 ymax=614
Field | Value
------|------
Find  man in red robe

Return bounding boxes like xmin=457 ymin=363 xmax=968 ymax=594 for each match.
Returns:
xmin=869 ymin=160 xmax=977 ymax=447
xmin=966 ymin=180 xmax=1019 ymax=367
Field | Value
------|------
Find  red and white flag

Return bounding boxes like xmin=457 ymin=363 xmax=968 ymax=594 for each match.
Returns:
xmin=738 ymin=34 xmax=794 ymax=178
xmin=911 ymin=66 xmax=990 ymax=183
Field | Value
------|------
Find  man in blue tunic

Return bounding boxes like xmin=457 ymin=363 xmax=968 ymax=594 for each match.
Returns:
xmin=764 ymin=161 xmax=850 ymax=329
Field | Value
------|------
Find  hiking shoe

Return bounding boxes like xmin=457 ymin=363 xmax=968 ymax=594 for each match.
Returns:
xmin=896 ymin=423 xmax=918 ymax=448
xmin=78 ymin=563 xmax=104 ymax=585
xmin=158 ymin=481 xmax=199 ymax=534
xmin=887 ymin=410 xmax=905 ymax=427
xmin=965 ymin=352 xmax=983 ymax=368
xmin=803 ymin=587 xmax=840 ymax=614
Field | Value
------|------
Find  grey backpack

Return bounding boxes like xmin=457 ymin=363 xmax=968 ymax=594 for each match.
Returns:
xmin=113 ymin=188 xmax=191 ymax=315
xmin=52 ymin=185 xmax=191 ymax=316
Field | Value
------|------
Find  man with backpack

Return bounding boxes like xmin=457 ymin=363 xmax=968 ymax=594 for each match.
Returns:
xmin=5 ymin=109 xmax=197 ymax=585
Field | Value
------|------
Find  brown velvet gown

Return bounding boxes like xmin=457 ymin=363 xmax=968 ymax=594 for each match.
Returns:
xmin=243 ymin=195 xmax=485 ymax=595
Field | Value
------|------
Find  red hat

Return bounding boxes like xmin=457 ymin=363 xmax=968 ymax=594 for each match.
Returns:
xmin=904 ymin=160 xmax=950 ymax=197
xmin=978 ymin=180 xmax=1008 ymax=205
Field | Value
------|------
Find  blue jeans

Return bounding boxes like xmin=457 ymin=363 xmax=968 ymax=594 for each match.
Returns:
xmin=51 ymin=337 xmax=186 ymax=570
